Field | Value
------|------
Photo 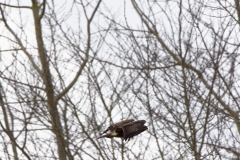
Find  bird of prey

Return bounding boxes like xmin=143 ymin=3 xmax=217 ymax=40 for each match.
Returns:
xmin=97 ymin=119 xmax=147 ymax=141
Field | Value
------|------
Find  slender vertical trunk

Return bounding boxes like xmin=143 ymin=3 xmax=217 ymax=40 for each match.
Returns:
xmin=31 ymin=1 xmax=67 ymax=159
xmin=0 ymin=84 xmax=18 ymax=160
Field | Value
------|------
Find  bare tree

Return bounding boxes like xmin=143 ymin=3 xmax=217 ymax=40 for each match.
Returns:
xmin=0 ymin=0 xmax=103 ymax=159
xmin=108 ymin=0 xmax=240 ymax=159
xmin=1 ymin=0 xmax=240 ymax=160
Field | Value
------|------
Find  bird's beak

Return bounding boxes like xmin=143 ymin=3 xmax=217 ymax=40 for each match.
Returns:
xmin=97 ymin=134 xmax=107 ymax=139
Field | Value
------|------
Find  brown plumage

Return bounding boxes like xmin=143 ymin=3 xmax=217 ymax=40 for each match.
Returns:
xmin=98 ymin=119 xmax=148 ymax=141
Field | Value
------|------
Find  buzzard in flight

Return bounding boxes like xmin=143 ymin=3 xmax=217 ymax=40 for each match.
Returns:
xmin=98 ymin=119 xmax=147 ymax=141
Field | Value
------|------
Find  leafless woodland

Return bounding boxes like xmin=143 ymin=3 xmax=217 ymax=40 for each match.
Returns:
xmin=0 ymin=0 xmax=240 ymax=159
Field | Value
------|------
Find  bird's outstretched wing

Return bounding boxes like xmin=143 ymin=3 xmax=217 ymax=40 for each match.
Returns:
xmin=101 ymin=119 xmax=134 ymax=134
xmin=119 ymin=120 xmax=148 ymax=141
